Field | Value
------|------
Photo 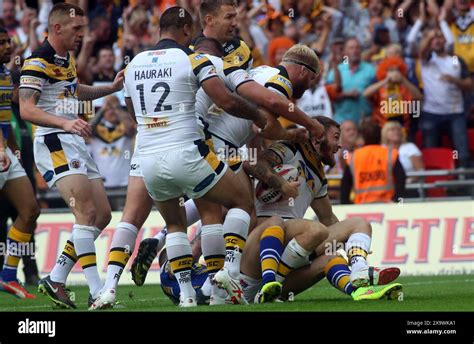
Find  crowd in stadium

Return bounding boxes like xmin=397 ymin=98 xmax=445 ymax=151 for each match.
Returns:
xmin=0 ymin=0 xmax=472 ymax=306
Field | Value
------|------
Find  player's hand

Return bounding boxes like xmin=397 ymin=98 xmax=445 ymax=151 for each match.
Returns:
xmin=280 ymin=180 xmax=300 ymax=201
xmin=286 ymin=127 xmax=309 ymax=143
xmin=63 ymin=119 xmax=92 ymax=137
xmin=0 ymin=149 xmax=11 ymax=172
xmin=111 ymin=69 xmax=125 ymax=92
xmin=308 ymin=118 xmax=325 ymax=142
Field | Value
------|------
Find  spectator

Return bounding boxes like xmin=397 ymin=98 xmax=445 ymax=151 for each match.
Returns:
xmin=341 ymin=120 xmax=406 ymax=204
xmin=88 ymin=96 xmax=136 ymax=208
xmin=418 ymin=27 xmax=472 ymax=167
xmin=326 ymin=37 xmax=376 ymax=125
xmin=382 ymin=121 xmax=424 ymax=186
xmin=267 ymin=36 xmax=294 ymax=66
xmin=364 ymin=56 xmax=423 ymax=132
xmin=2 ymin=0 xmax=18 ymax=37
xmin=449 ymin=0 xmax=474 ymax=73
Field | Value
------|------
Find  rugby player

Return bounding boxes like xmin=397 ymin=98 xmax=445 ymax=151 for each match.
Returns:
xmin=240 ymin=116 xmax=402 ymax=303
xmin=0 ymin=27 xmax=40 ymax=299
xmin=20 ymin=3 xmax=125 ymax=309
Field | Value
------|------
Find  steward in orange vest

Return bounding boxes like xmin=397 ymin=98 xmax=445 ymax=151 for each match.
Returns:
xmin=341 ymin=121 xmax=405 ymax=204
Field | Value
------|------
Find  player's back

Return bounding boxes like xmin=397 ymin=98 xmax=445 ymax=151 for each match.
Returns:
xmin=124 ymin=39 xmax=217 ymax=154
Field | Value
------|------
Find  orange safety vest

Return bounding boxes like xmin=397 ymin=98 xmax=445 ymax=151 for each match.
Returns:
xmin=350 ymin=145 xmax=398 ymax=204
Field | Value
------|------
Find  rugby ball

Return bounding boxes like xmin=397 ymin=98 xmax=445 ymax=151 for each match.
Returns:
xmin=255 ymin=164 xmax=299 ymax=204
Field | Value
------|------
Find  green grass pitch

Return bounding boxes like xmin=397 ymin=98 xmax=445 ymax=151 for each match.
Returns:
xmin=1 ymin=275 xmax=473 ymax=312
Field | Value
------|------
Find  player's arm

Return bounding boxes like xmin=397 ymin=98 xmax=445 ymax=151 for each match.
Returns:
xmin=243 ymin=145 xmax=299 ymax=200
xmin=77 ymin=69 xmax=125 ymax=101
xmin=19 ymin=88 xmax=92 ymax=137
xmin=310 ymin=195 xmax=339 ymax=227
xmin=236 ymin=80 xmax=324 ymax=139
xmin=201 ymin=76 xmax=267 ymax=129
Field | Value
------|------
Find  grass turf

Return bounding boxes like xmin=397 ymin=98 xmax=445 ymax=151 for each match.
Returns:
xmin=0 ymin=275 xmax=473 ymax=312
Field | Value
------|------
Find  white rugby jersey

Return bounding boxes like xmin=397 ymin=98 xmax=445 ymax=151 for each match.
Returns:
xmin=20 ymin=40 xmax=79 ymax=136
xmin=204 ymin=64 xmax=294 ymax=148
xmin=124 ymin=39 xmax=218 ymax=154
xmin=255 ymin=141 xmax=328 ymax=219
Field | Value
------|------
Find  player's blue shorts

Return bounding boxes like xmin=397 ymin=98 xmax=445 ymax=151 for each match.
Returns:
xmin=160 ymin=261 xmax=209 ymax=305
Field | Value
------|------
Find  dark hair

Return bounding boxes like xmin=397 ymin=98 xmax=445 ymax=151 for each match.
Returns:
xmin=48 ymin=3 xmax=85 ymax=25
xmin=360 ymin=119 xmax=381 ymax=145
xmin=96 ymin=45 xmax=114 ymax=58
xmin=199 ymin=0 xmax=236 ymax=26
xmin=314 ymin=115 xmax=340 ymax=131
xmin=194 ymin=37 xmax=224 ymax=57
xmin=0 ymin=27 xmax=7 ymax=35
xmin=159 ymin=6 xmax=193 ymax=32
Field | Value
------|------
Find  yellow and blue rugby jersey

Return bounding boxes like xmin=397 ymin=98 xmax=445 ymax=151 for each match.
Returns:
xmin=124 ymin=38 xmax=218 ymax=154
xmin=0 ymin=65 xmax=14 ymax=143
xmin=20 ymin=40 xmax=79 ymax=136
xmin=450 ymin=8 xmax=474 ymax=72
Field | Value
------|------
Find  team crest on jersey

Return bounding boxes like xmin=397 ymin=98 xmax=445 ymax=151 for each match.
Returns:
xmin=24 ymin=60 xmax=46 ymax=69
xmin=64 ymin=82 xmax=78 ymax=97
xmin=70 ymin=159 xmax=81 ymax=169
xmin=152 ymin=57 xmax=159 ymax=63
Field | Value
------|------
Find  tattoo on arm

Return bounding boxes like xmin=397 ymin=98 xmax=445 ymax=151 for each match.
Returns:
xmin=78 ymin=84 xmax=114 ymax=101
xmin=244 ymin=149 xmax=283 ymax=189
xmin=19 ymin=88 xmax=40 ymax=104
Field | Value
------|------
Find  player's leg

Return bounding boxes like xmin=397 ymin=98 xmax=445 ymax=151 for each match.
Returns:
xmin=0 ymin=175 xmax=40 ymax=298
xmin=193 ymin=198 xmax=227 ymax=304
xmin=156 ymin=197 xmax=197 ymax=307
xmin=275 ymin=219 xmax=329 ymax=285
xmin=200 ymin=167 xmax=254 ymax=304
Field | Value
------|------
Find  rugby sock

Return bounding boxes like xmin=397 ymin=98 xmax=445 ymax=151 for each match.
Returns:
xmin=324 ymin=256 xmax=355 ymax=295
xmin=276 ymin=238 xmax=311 ymax=283
xmin=50 ymin=228 xmax=101 ymax=284
xmin=346 ymin=233 xmax=371 ymax=273
xmin=72 ymin=224 xmax=103 ymax=298
xmin=223 ymin=208 xmax=251 ymax=279
xmin=260 ymin=226 xmax=284 ymax=285
xmin=166 ymin=232 xmax=196 ymax=300
xmin=1 ymin=226 xmax=32 ymax=282
xmin=104 ymin=222 xmax=139 ymax=290
xmin=50 ymin=237 xmax=78 ymax=284
xmin=201 ymin=224 xmax=225 ymax=295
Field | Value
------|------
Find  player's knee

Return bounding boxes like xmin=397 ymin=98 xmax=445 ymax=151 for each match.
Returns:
xmin=352 ymin=217 xmax=372 ymax=236
xmin=74 ymin=204 xmax=97 ymax=226
xmin=309 ymin=222 xmax=329 ymax=244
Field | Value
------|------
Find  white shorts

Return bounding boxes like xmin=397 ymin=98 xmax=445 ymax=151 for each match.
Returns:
xmin=129 ymin=150 xmax=142 ymax=178
xmin=139 ymin=140 xmax=228 ymax=202
xmin=239 ymin=273 xmax=261 ymax=304
xmin=211 ymin=134 xmax=243 ymax=173
xmin=34 ymin=133 xmax=102 ymax=188
xmin=0 ymin=147 xmax=27 ymax=189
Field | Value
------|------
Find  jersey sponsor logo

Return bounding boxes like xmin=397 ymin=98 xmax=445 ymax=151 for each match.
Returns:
xmin=130 ymin=164 xmax=138 ymax=170
xmin=152 ymin=57 xmax=159 ymax=63
xmin=147 ymin=50 xmax=166 ymax=56
xmin=146 ymin=118 xmax=169 ymax=128
xmin=194 ymin=54 xmax=205 ymax=61
xmin=20 ymin=76 xmax=43 ymax=88
xmin=53 ymin=56 xmax=66 ymax=67
xmin=23 ymin=60 xmax=46 ymax=69
xmin=134 ymin=68 xmax=172 ymax=80
xmin=276 ymin=76 xmax=292 ymax=89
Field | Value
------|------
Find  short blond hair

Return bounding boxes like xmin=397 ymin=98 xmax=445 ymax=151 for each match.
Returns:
xmin=282 ymin=44 xmax=321 ymax=76
xmin=381 ymin=121 xmax=405 ymax=145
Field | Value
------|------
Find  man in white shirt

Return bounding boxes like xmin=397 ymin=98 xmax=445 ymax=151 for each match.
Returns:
xmin=418 ymin=28 xmax=472 ymax=167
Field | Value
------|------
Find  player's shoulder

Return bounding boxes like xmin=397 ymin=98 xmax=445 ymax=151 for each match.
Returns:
xmin=268 ymin=140 xmax=298 ymax=158
xmin=263 ymin=65 xmax=293 ymax=99
xmin=25 ymin=40 xmax=56 ymax=63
